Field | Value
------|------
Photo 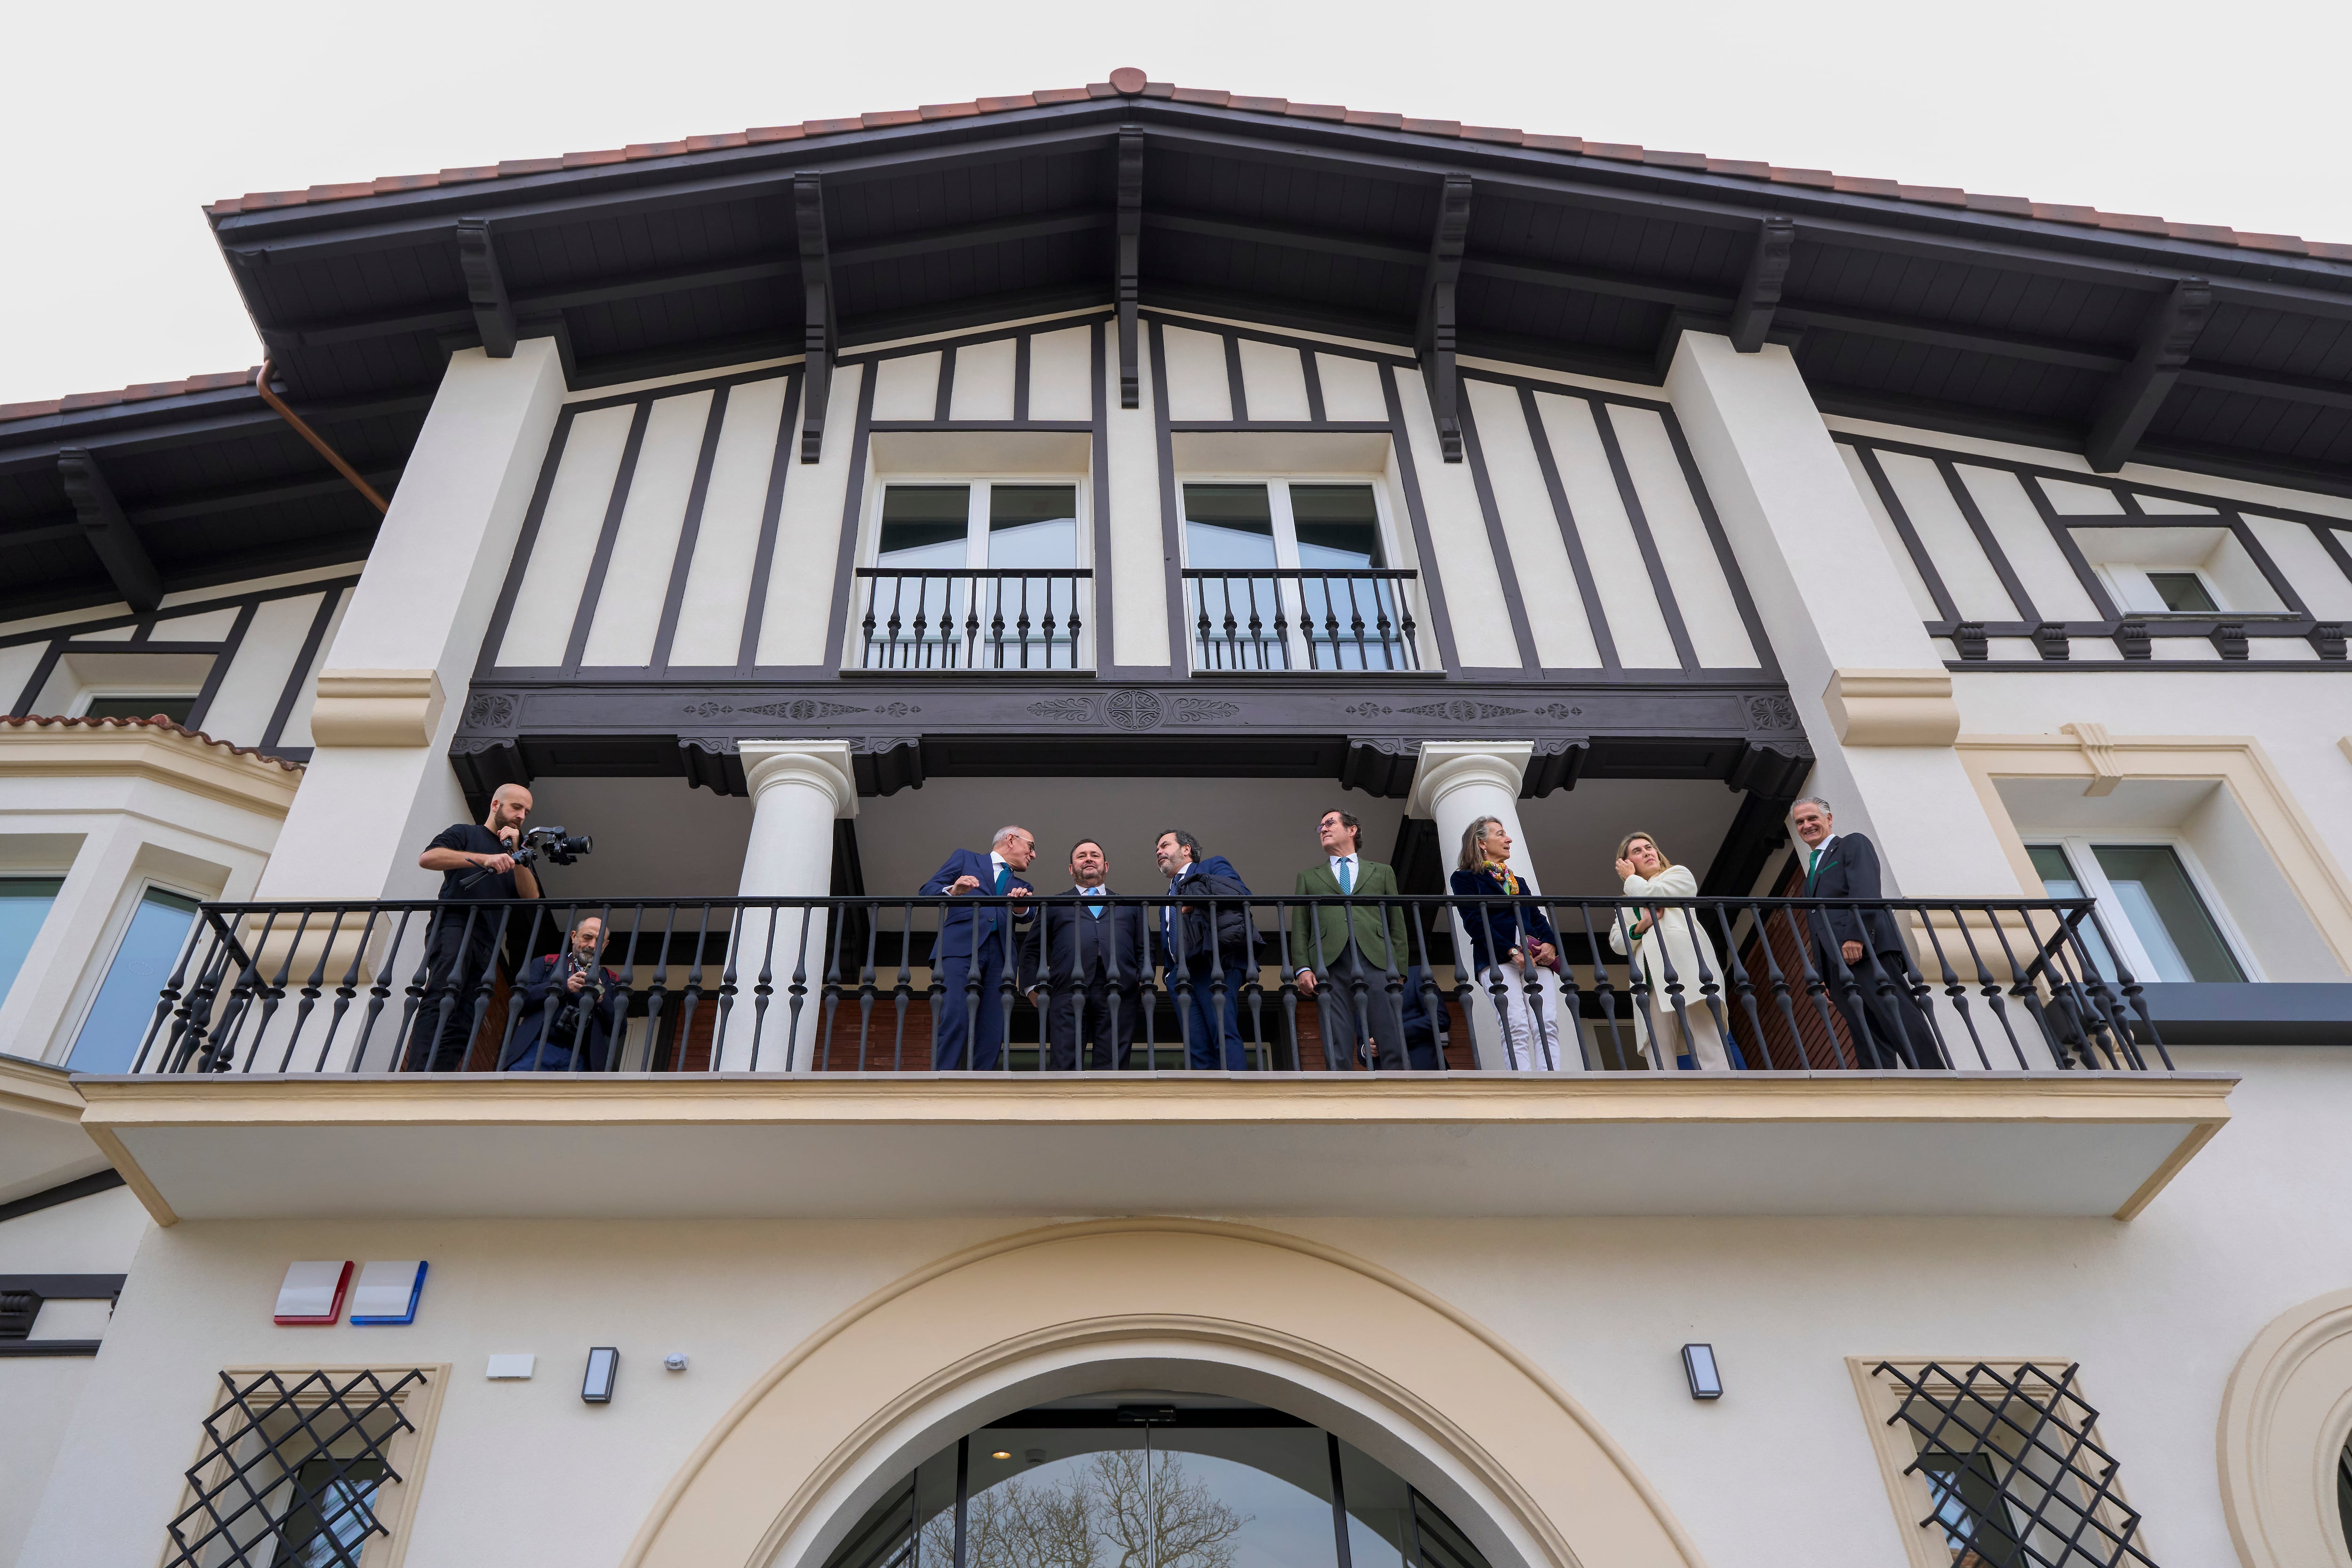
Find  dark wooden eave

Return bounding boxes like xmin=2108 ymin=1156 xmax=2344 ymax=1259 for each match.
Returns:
xmin=199 ymin=93 xmax=2352 ymax=497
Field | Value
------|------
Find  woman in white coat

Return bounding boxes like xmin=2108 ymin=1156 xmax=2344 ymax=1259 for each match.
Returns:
xmin=1606 ymin=832 xmax=1736 ymax=1071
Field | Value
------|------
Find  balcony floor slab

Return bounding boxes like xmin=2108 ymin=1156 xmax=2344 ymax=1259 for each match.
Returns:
xmin=73 ymin=1071 xmax=2235 ymax=1226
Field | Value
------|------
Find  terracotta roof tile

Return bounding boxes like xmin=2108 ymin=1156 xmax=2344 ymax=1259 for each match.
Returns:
xmin=0 ymin=366 xmax=260 ymax=426
xmin=154 ymin=69 xmax=2352 ymax=271
xmin=0 ymin=713 xmax=305 ymax=771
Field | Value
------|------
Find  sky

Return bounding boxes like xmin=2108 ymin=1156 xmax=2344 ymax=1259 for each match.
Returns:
xmin=3 ymin=0 xmax=2347 ymax=406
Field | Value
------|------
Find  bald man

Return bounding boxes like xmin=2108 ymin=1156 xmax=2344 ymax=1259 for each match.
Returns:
xmin=408 ymin=782 xmax=542 ymax=1071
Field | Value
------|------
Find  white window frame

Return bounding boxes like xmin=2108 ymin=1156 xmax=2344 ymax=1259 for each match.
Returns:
xmin=2027 ymin=834 xmax=2261 ymax=983
xmin=1176 ymin=473 xmax=1406 ymax=671
xmin=861 ymin=474 xmax=1095 ymax=670
xmin=865 ymin=474 xmax=1093 ymax=572
xmin=60 ymin=871 xmax=208 ymax=1069
xmin=66 ymin=681 xmax=207 ymax=720
xmin=2094 ymin=562 xmax=2227 ymax=617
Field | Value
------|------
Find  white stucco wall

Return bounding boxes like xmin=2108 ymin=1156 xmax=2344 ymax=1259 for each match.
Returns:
xmin=15 ymin=1048 xmax=2350 ymax=1568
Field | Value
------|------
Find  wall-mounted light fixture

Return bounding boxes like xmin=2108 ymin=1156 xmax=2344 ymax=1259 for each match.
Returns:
xmin=582 ymin=1346 xmax=620 ymax=1404
xmin=1681 ymin=1343 xmax=1722 ymax=1401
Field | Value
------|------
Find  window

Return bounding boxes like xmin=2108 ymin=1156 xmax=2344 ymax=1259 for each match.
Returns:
xmin=2140 ymin=572 xmax=2217 ymax=614
xmin=166 ymin=1367 xmax=445 ymax=1568
xmin=68 ymin=885 xmax=202 ymax=1072
xmin=2028 ymin=841 xmax=2247 ymax=983
xmin=1858 ymin=1360 xmax=2157 ymax=1568
xmin=0 ymin=878 xmax=63 ymax=1011
xmin=79 ymin=694 xmax=199 ymax=723
xmin=862 ymin=482 xmax=1087 ymax=668
xmin=1179 ymin=480 xmax=1413 ymax=670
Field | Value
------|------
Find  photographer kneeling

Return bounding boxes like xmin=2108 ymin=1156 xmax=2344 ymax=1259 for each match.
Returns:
xmin=501 ymin=916 xmax=628 ymax=1072
xmin=408 ymin=783 xmax=540 ymax=1071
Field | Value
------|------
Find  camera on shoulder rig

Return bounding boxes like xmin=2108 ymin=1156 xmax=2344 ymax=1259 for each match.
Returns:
xmin=512 ymin=824 xmax=593 ymax=868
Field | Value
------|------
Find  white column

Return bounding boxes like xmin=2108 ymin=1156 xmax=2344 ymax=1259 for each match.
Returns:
xmin=254 ymin=340 xmax=568 ymax=903
xmin=1663 ymin=332 xmax=2020 ymax=898
xmin=1409 ymin=742 xmax=1578 ymax=1071
xmin=720 ymin=740 xmax=857 ymax=1070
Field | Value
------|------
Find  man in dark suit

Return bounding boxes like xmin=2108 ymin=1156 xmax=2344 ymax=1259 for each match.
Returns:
xmin=501 ymin=916 xmax=628 ymax=1071
xmin=921 ymin=826 xmax=1037 ymax=1070
xmin=1790 ymin=796 xmax=1945 ymax=1069
xmin=1152 ymin=829 xmax=1255 ymax=1071
xmin=1291 ymin=808 xmax=1413 ymax=1070
xmin=1021 ymin=839 xmax=1151 ymax=1070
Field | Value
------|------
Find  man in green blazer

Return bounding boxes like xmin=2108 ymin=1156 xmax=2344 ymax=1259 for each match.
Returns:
xmin=1291 ymin=808 xmax=1413 ymax=1070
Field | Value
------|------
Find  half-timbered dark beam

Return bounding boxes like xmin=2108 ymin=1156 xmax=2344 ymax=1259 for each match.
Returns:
xmin=795 ymin=171 xmax=836 ymax=464
xmin=455 ymin=218 xmax=518 ymax=357
xmin=1418 ymin=174 xmax=1473 ymax=462
xmin=2175 ymin=362 xmax=2352 ymax=412
xmin=2085 ymin=277 xmax=2214 ymax=472
xmin=1729 ymin=215 xmax=1794 ymax=352
xmin=1117 ymin=127 xmax=1144 ymax=408
xmin=55 ymin=449 xmax=163 ymax=611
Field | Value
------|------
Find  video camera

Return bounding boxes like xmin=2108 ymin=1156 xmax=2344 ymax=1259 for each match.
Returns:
xmin=511 ymin=824 xmax=593 ymax=868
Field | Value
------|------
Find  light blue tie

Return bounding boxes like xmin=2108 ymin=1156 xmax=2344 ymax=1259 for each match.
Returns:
xmin=1086 ymin=891 xmax=1104 ymax=920
xmin=1337 ymin=857 xmax=1354 ymax=894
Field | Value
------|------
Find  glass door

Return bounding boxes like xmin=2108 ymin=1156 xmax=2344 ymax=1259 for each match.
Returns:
xmin=1179 ymin=481 xmax=1398 ymax=671
xmin=871 ymin=482 xmax=1084 ymax=669
xmin=824 ymin=1396 xmax=1491 ymax=1568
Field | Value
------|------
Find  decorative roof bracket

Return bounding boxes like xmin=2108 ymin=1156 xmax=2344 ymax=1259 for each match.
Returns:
xmin=1729 ymin=215 xmax=1794 ymax=353
xmin=796 ymin=172 xmax=836 ymax=464
xmin=1418 ymin=173 xmax=1473 ymax=462
xmin=454 ymin=218 xmax=518 ymax=358
xmin=2086 ymin=277 xmax=2213 ymax=472
xmin=1116 ymin=127 xmax=1144 ymax=409
xmin=57 ymin=448 xmax=163 ymax=612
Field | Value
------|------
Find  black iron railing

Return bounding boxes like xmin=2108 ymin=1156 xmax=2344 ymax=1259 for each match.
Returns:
xmin=118 ymin=892 xmax=2166 ymax=1078
xmin=855 ymin=568 xmax=1089 ymax=670
xmin=1183 ymin=569 xmax=1420 ymax=671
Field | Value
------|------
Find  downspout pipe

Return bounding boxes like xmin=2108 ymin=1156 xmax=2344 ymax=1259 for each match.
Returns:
xmin=255 ymin=360 xmax=389 ymax=514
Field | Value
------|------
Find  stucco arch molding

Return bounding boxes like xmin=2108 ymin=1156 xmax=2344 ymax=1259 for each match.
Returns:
xmin=620 ymin=1220 xmax=1705 ymax=1568
xmin=2219 ymin=1286 xmax=2352 ymax=1568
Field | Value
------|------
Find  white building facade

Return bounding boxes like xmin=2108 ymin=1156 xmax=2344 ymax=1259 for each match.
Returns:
xmin=3 ymin=70 xmax=2351 ymax=1568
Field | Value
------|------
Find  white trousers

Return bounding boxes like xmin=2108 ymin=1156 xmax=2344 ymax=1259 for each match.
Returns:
xmin=1479 ymin=961 xmax=1565 ymax=1070
xmin=1635 ymin=991 xmax=1734 ymax=1071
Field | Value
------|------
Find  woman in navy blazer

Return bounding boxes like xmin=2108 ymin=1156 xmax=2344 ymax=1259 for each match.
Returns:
xmin=1448 ymin=816 xmax=1564 ymax=1069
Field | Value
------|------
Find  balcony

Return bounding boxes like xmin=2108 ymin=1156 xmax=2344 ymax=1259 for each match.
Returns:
xmin=1184 ymin=569 xmax=1423 ymax=672
xmin=68 ymin=892 xmax=2233 ymax=1227
xmin=853 ymin=569 xmax=1091 ymax=671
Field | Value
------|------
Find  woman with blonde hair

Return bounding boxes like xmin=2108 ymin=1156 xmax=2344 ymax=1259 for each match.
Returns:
xmin=1606 ymin=832 xmax=1737 ymax=1071
xmin=1448 ymin=815 xmax=1563 ymax=1069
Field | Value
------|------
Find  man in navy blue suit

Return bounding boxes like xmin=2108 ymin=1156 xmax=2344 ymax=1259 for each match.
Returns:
xmin=922 ymin=825 xmax=1037 ymax=1070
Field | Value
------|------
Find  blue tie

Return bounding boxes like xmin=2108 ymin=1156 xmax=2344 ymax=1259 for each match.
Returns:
xmin=1337 ymin=858 xmax=1354 ymax=894
xmin=993 ymin=862 xmax=1011 ymax=895
xmin=1086 ymin=891 xmax=1104 ymax=920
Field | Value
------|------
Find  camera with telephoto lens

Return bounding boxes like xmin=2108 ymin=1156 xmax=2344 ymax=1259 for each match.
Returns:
xmin=511 ymin=824 xmax=593 ymax=868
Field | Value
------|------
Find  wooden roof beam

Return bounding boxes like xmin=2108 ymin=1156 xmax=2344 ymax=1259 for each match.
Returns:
xmin=796 ymin=172 xmax=836 ymax=464
xmin=1729 ymin=215 xmax=1794 ymax=352
xmin=1418 ymin=174 xmax=1474 ymax=462
xmin=455 ymin=218 xmax=518 ymax=357
xmin=1116 ymin=127 xmax=1144 ymax=408
xmin=2085 ymin=277 xmax=2214 ymax=472
xmin=55 ymin=449 xmax=163 ymax=611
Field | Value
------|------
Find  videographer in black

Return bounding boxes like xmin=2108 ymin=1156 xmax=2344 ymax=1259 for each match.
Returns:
xmin=407 ymin=783 xmax=540 ymax=1071
xmin=501 ymin=915 xmax=628 ymax=1071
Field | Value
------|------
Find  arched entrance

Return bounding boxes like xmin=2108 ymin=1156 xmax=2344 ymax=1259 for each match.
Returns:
xmin=619 ymin=1220 xmax=1704 ymax=1568
xmin=820 ymin=1394 xmax=1494 ymax=1568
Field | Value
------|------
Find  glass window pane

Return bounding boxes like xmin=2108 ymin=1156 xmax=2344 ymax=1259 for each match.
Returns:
xmin=878 ymin=485 xmax=973 ymax=567
xmin=0 ymin=878 xmax=64 ymax=1009
xmin=2025 ymin=845 xmax=2119 ymax=979
xmin=985 ymin=484 xmax=1080 ymax=568
xmin=82 ymin=696 xmax=198 ymax=723
xmin=2145 ymin=571 xmax=2217 ymax=613
xmin=1182 ymin=484 xmax=1278 ymax=567
xmin=1288 ymin=484 xmax=1384 ymax=569
xmin=2090 ymin=844 xmax=2245 ymax=982
xmin=68 ymin=888 xmax=201 ymax=1073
